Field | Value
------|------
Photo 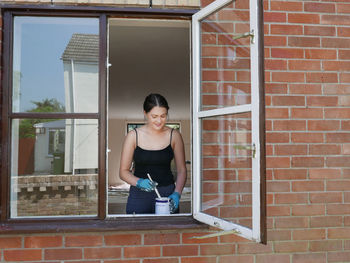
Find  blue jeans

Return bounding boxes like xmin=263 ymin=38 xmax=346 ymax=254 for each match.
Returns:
xmin=126 ymin=184 xmax=178 ymax=214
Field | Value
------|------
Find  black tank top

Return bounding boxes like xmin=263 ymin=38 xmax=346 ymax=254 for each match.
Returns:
xmin=133 ymin=128 xmax=175 ymax=186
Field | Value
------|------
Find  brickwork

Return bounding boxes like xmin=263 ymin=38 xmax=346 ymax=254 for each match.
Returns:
xmin=1 ymin=0 xmax=350 ymax=262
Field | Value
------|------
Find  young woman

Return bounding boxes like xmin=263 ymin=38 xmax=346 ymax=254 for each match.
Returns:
xmin=119 ymin=94 xmax=187 ymax=214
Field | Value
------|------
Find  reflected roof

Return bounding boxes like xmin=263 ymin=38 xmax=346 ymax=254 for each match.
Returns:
xmin=61 ymin=33 xmax=99 ymax=62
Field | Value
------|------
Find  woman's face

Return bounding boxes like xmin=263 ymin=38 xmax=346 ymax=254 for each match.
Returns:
xmin=145 ymin=106 xmax=168 ymax=131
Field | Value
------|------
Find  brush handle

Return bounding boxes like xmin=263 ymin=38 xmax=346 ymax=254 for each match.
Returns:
xmin=147 ymin=173 xmax=161 ymax=199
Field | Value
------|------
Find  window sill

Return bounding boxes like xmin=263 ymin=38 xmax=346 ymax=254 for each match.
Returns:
xmin=0 ymin=216 xmax=207 ymax=234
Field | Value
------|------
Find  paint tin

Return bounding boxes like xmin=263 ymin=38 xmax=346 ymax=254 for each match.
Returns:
xmin=155 ymin=197 xmax=170 ymax=214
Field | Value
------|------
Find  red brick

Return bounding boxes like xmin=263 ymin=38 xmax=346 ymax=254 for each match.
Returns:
xmin=266 ymin=157 xmax=290 ymax=168
xmin=143 ymin=258 xmax=178 ymax=263
xmin=310 ymin=192 xmax=342 ymax=204
xmin=292 ymin=253 xmax=326 ymax=263
xmin=267 ymin=181 xmax=290 ymax=193
xmin=264 ymin=12 xmax=286 ymax=22
xmin=237 ymin=243 xmax=272 ymax=254
xmin=274 ymin=120 xmax=306 ymax=131
xmin=266 ymin=132 xmax=290 ymax=143
xmin=275 ymin=145 xmax=307 ymax=156
xmin=324 ymin=60 xmax=350 ymax=71
xmin=272 ymin=72 xmax=305 ymax=83
xmin=267 ymin=205 xmax=290 ymax=216
xmin=256 ymin=254 xmax=291 ymax=263
xmin=340 ymin=73 xmax=350 ymax=83
xmin=274 ymin=241 xmax=308 ymax=253
xmin=288 ymin=60 xmax=320 ymax=71
xmin=265 ymin=36 xmax=287 ymax=46
xmin=305 ymin=26 xmax=336 ymax=36
xmin=271 ymin=48 xmax=304 ymax=58
xmin=305 ymin=2 xmax=335 ymax=13
xmin=219 ymin=255 xmax=253 ymax=263
xmin=4 ymin=249 xmax=42 ymax=262
xmin=275 ymin=193 xmax=308 ymax=204
xmin=291 ymin=108 xmax=323 ymax=119
xmin=271 ymin=24 xmax=303 ymax=35
xmin=309 ymin=240 xmax=342 ymax=252
xmin=124 ymin=246 xmax=160 ymax=258
xmin=265 ymin=59 xmax=288 ymax=71
xmin=291 ymin=157 xmax=324 ymax=168
xmin=307 ymin=96 xmax=338 ymax=106
xmin=275 ymin=217 xmax=308 ymax=229
xmin=104 ymin=260 xmax=139 ymax=263
xmin=323 ymin=84 xmax=350 ymax=94
xmin=337 ymin=3 xmax=350 ymax=14
xmin=306 ymin=73 xmax=338 ymax=83
xmin=105 ymin=234 xmax=141 ymax=246
xmin=270 ymin=1 xmax=302 ymax=11
xmin=326 ymin=133 xmax=350 ymax=143
xmin=65 ymin=235 xmax=102 ymax=247
xmin=289 ymin=37 xmax=320 ymax=47
xmin=292 ymin=204 xmax=325 ymax=216
xmin=200 ymin=244 xmax=235 ymax=255
xmin=322 ymin=37 xmax=350 ymax=48
xmin=182 ymin=233 xmax=217 ymax=244
xmin=325 ymin=108 xmax=350 ymax=119
xmin=305 ymin=49 xmax=337 ymax=60
xmin=328 ymin=228 xmax=350 ymax=239
xmin=309 ymin=145 xmax=341 ymax=155
xmin=326 ymin=180 xmax=350 ymax=191
xmin=144 ymin=233 xmax=179 ymax=245
xmin=322 ymin=15 xmax=350 ymax=25
xmin=326 ymin=156 xmax=350 ymax=167
xmin=309 ymin=168 xmax=341 ymax=179
xmin=293 ymin=229 xmax=326 ymax=240
xmin=266 ymin=108 xmax=289 ymax=119
xmin=24 ymin=236 xmax=62 ymax=248
xmin=265 ymin=83 xmax=288 ymax=94
xmin=338 ymin=27 xmax=350 ymax=37
xmin=0 ymin=237 xmax=22 ymax=248
xmin=328 ymin=252 xmax=350 ymax=263
xmin=267 ymin=230 xmax=291 ymax=241
xmin=308 ymin=120 xmax=340 ymax=131
xmin=163 ymin=245 xmax=198 ymax=257
xmin=310 ymin=216 xmax=343 ymax=228
xmin=327 ymin=204 xmax=350 ymax=215
xmin=274 ymin=169 xmax=307 ymax=180
xmin=45 ymin=249 xmax=82 ymax=260
xmin=289 ymin=13 xmax=320 ymax=24
xmin=289 ymin=84 xmax=322 ymax=94
xmin=182 ymin=257 xmax=216 ymax=263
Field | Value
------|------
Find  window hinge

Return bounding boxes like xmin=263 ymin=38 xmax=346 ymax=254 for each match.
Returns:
xmin=107 ymin=62 xmax=112 ymax=68
xmin=232 ymin=29 xmax=255 ymax=44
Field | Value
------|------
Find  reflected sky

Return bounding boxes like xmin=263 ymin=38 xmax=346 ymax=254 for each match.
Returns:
xmin=13 ymin=17 xmax=99 ymax=112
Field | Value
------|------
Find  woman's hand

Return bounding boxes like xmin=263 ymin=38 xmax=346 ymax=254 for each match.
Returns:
xmin=168 ymin=191 xmax=181 ymax=213
xmin=136 ymin=178 xmax=158 ymax=192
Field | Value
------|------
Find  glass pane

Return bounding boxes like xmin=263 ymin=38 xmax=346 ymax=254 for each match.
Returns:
xmin=10 ymin=118 xmax=98 ymax=217
xmin=201 ymin=112 xmax=252 ymax=229
xmin=201 ymin=0 xmax=251 ymax=110
xmin=13 ymin=17 xmax=99 ymax=113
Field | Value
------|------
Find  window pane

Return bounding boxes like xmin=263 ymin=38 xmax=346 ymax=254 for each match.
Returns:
xmin=13 ymin=17 xmax=99 ymax=113
xmin=201 ymin=0 xmax=251 ymax=110
xmin=10 ymin=118 xmax=98 ymax=217
xmin=201 ymin=112 xmax=252 ymax=229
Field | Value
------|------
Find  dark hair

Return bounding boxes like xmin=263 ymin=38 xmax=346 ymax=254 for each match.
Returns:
xmin=143 ymin=93 xmax=169 ymax=113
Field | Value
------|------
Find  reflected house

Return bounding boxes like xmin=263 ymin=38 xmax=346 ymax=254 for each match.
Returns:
xmin=61 ymin=33 xmax=99 ymax=175
xmin=33 ymin=34 xmax=99 ymax=175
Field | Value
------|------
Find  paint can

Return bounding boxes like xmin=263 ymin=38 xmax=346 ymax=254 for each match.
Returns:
xmin=155 ymin=197 xmax=170 ymax=214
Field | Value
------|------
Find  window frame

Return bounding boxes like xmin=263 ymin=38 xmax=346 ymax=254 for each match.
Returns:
xmin=0 ymin=4 xmax=265 ymax=240
xmin=1 ymin=5 xmax=202 ymax=232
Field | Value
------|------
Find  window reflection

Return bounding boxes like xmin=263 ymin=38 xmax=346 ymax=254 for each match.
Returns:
xmin=11 ymin=118 xmax=98 ymax=217
xmin=12 ymin=17 xmax=99 ymax=113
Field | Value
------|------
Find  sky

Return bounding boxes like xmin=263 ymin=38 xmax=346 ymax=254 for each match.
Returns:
xmin=13 ymin=17 xmax=99 ymax=112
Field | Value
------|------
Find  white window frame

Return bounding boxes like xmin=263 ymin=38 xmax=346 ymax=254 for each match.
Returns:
xmin=192 ymin=0 xmax=265 ymax=242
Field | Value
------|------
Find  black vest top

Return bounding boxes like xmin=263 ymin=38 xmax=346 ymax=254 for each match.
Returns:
xmin=133 ymin=129 xmax=175 ymax=186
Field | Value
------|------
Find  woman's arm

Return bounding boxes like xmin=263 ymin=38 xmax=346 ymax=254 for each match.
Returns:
xmin=119 ymin=131 xmax=139 ymax=187
xmin=172 ymin=130 xmax=187 ymax=194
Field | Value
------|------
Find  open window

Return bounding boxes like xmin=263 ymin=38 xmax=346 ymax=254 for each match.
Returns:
xmin=192 ymin=0 xmax=266 ymax=242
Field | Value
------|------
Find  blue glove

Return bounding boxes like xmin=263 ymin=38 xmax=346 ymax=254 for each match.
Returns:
xmin=136 ymin=178 xmax=158 ymax=192
xmin=168 ymin=192 xmax=181 ymax=213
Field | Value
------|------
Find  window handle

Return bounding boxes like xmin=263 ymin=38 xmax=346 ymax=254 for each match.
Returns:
xmin=233 ymin=143 xmax=256 ymax=158
xmin=232 ymin=30 xmax=255 ymax=44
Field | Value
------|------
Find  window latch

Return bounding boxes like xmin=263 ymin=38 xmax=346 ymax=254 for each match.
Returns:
xmin=232 ymin=29 xmax=255 ymax=44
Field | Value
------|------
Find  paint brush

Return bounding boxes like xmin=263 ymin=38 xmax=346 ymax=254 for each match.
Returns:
xmin=147 ymin=173 xmax=161 ymax=199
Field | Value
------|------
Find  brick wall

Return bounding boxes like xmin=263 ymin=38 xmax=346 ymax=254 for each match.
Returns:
xmin=1 ymin=0 xmax=350 ymax=262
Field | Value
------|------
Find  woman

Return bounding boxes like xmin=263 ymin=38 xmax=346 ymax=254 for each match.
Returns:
xmin=119 ymin=93 xmax=187 ymax=214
